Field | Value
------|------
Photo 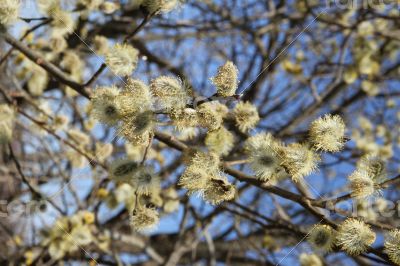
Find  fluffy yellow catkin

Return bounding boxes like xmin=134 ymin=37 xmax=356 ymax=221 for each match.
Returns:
xmin=211 ymin=61 xmax=239 ymax=97
xmin=179 ymin=166 xmax=210 ymax=193
xmin=279 ymin=143 xmax=319 ymax=182
xmin=205 ymin=127 xmax=235 ymax=156
xmin=120 ymin=110 xmax=155 ymax=145
xmin=299 ymin=253 xmax=323 ymax=266
xmin=203 ymin=175 xmax=236 ymax=205
xmin=0 ymin=0 xmax=20 ymax=26
xmin=309 ymin=114 xmax=346 ymax=152
xmin=180 ymin=151 xmax=235 ymax=204
xmin=150 ymin=76 xmax=189 ymax=111
xmin=106 ymin=44 xmax=139 ymax=76
xmin=78 ymin=0 xmax=103 ymax=10
xmin=307 ymin=224 xmax=336 ymax=252
xmin=384 ymin=229 xmax=400 ymax=265
xmin=130 ymin=206 xmax=159 ymax=231
xmin=109 ymin=158 xmax=139 ymax=183
xmin=91 ymin=86 xmax=121 ymax=125
xmin=93 ymin=35 xmax=109 ymax=55
xmin=50 ymin=8 xmax=75 ymax=37
xmin=132 ymin=166 xmax=160 ymax=195
xmin=179 ymin=152 xmax=222 ymax=196
xmin=349 ymin=156 xmax=386 ymax=199
xmin=233 ymin=102 xmax=260 ymax=133
xmin=245 ymin=133 xmax=286 ymax=182
xmin=170 ymin=108 xmax=199 ymax=131
xmin=99 ymin=2 xmax=120 ymax=14
xmin=118 ymin=78 xmax=153 ymax=117
xmin=67 ymin=129 xmax=90 ymax=146
xmin=142 ymin=0 xmax=179 ymax=14
xmin=349 ymin=169 xmax=376 ymax=199
xmin=196 ymin=102 xmax=224 ymax=131
xmin=357 ymin=156 xmax=386 ymax=182
xmin=336 ymin=218 xmax=376 ymax=255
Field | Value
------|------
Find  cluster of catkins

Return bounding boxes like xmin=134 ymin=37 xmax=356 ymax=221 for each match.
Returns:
xmin=0 ymin=0 xmax=180 ymax=28
xmin=91 ymin=61 xmax=259 ymax=231
xmin=245 ymin=114 xmax=346 ymax=184
xmin=306 ymin=219 xmax=400 ymax=265
xmin=40 ymin=211 xmax=109 ymax=260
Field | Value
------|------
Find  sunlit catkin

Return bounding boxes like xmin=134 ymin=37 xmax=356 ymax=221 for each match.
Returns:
xmin=142 ymin=0 xmax=179 ymax=14
xmin=50 ymin=8 xmax=75 ymax=37
xmin=67 ymin=129 xmax=90 ymax=147
xmin=203 ymin=176 xmax=235 ymax=205
xmin=150 ymin=76 xmax=189 ymax=111
xmin=357 ymin=156 xmax=386 ymax=182
xmin=78 ymin=0 xmax=102 ymax=10
xmin=93 ymin=35 xmax=109 ymax=55
xmin=121 ymin=110 xmax=155 ymax=145
xmin=233 ymin=102 xmax=260 ymax=133
xmin=245 ymin=133 xmax=286 ymax=182
xmin=280 ymin=143 xmax=319 ymax=182
xmin=299 ymin=253 xmax=323 ymax=266
xmin=118 ymin=78 xmax=153 ymax=116
xmin=349 ymin=169 xmax=376 ymax=198
xmin=130 ymin=206 xmax=159 ymax=232
xmin=384 ymin=229 xmax=400 ymax=265
xmin=132 ymin=166 xmax=160 ymax=195
xmin=196 ymin=102 xmax=224 ymax=131
xmin=179 ymin=152 xmax=220 ymax=194
xmin=91 ymin=86 xmax=121 ymax=125
xmin=337 ymin=218 xmax=376 ymax=255
xmin=106 ymin=43 xmax=139 ymax=76
xmin=0 ymin=0 xmax=21 ymax=26
xmin=307 ymin=224 xmax=336 ymax=252
xmin=309 ymin=114 xmax=346 ymax=152
xmin=205 ymin=127 xmax=235 ymax=156
xmin=179 ymin=166 xmax=209 ymax=194
xmin=211 ymin=61 xmax=239 ymax=97
xmin=100 ymin=2 xmax=120 ymax=14
xmin=109 ymin=158 xmax=139 ymax=183
xmin=170 ymin=108 xmax=198 ymax=131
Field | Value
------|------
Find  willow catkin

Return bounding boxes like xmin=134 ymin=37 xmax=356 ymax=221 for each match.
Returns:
xmin=211 ymin=61 xmax=239 ymax=97
xmin=309 ymin=114 xmax=346 ymax=152
xmin=245 ymin=133 xmax=286 ymax=182
xmin=205 ymin=127 xmax=235 ymax=156
xmin=307 ymin=224 xmax=336 ymax=252
xmin=118 ymin=78 xmax=153 ymax=117
xmin=384 ymin=229 xmax=400 ymax=265
xmin=105 ymin=43 xmax=139 ymax=76
xmin=91 ymin=86 xmax=122 ymax=126
xmin=130 ymin=206 xmax=159 ymax=232
xmin=120 ymin=110 xmax=155 ymax=145
xmin=109 ymin=158 xmax=139 ymax=183
xmin=336 ymin=218 xmax=376 ymax=255
xmin=150 ymin=76 xmax=189 ymax=111
xmin=0 ymin=0 xmax=20 ymax=26
xmin=233 ymin=101 xmax=260 ymax=133
xmin=279 ymin=143 xmax=319 ymax=182
xmin=142 ymin=0 xmax=179 ymax=14
xmin=132 ymin=166 xmax=160 ymax=195
xmin=299 ymin=253 xmax=323 ymax=266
